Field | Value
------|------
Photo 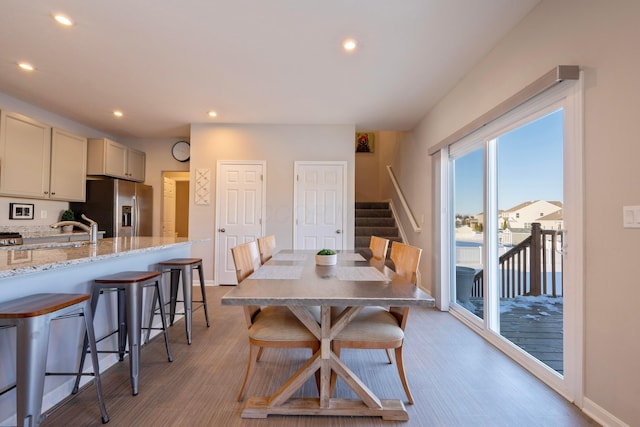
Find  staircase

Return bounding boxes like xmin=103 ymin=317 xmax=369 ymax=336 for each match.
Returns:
xmin=355 ymin=202 xmax=402 ymax=259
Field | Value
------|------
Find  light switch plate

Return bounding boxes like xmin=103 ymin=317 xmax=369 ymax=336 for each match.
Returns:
xmin=623 ymin=206 xmax=640 ymax=228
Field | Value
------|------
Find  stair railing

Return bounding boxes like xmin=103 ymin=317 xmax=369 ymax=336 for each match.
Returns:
xmin=386 ymin=165 xmax=421 ymax=233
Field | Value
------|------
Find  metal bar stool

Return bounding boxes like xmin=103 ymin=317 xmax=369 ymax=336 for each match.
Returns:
xmin=0 ymin=293 xmax=109 ymax=426
xmin=155 ymin=258 xmax=210 ymax=345
xmin=74 ymin=271 xmax=172 ymax=396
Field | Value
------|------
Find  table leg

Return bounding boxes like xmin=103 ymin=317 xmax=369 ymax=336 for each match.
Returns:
xmin=240 ymin=305 xmax=408 ymax=420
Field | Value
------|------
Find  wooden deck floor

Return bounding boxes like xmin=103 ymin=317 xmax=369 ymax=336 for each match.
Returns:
xmin=468 ymin=296 xmax=564 ymax=373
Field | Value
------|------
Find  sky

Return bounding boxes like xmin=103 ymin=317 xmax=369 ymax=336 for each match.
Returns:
xmin=454 ymin=108 xmax=564 ymax=216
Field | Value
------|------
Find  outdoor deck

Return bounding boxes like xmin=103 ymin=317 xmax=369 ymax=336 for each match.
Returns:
xmin=467 ymin=296 xmax=564 ymax=374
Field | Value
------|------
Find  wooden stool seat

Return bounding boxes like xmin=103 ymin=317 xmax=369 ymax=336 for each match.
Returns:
xmin=74 ymin=270 xmax=172 ymax=396
xmin=0 ymin=293 xmax=109 ymax=426
xmin=155 ymin=258 xmax=209 ymax=344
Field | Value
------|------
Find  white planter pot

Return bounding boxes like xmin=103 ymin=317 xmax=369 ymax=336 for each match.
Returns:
xmin=315 ymin=254 xmax=337 ymax=266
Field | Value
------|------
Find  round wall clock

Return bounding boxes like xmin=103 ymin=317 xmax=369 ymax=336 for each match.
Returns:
xmin=171 ymin=140 xmax=190 ymax=162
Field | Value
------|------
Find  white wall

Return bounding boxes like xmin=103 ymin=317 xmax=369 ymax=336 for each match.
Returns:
xmin=188 ymin=124 xmax=355 ymax=282
xmin=394 ymin=0 xmax=640 ymax=425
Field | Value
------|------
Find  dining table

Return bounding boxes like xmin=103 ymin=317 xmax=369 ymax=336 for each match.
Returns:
xmin=221 ymin=249 xmax=435 ymax=420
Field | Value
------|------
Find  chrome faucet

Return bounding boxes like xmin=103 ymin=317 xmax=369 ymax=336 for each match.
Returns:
xmin=50 ymin=214 xmax=99 ymax=244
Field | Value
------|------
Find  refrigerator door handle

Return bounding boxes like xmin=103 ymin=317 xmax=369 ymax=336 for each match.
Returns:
xmin=132 ymin=195 xmax=138 ymax=237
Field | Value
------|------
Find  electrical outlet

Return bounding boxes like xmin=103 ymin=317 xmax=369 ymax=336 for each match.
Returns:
xmin=40 ymin=210 xmax=47 ymax=219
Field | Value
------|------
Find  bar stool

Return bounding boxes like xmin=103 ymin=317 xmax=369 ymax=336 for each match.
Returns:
xmin=0 ymin=293 xmax=109 ymax=426
xmin=74 ymin=271 xmax=172 ymax=396
xmin=155 ymin=258 xmax=210 ymax=345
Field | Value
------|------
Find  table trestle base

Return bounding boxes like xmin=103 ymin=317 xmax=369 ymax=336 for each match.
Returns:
xmin=242 ymin=397 xmax=408 ymax=420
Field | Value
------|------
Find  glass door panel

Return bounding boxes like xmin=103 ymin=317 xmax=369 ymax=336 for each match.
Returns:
xmin=451 ymin=146 xmax=484 ymax=319
xmin=495 ymin=109 xmax=564 ymax=374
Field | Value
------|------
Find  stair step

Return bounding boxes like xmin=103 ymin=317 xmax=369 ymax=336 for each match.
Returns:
xmin=355 ymin=217 xmax=396 ymax=227
xmin=355 ymin=209 xmax=392 ymax=218
xmin=355 ymin=236 xmax=401 ymax=248
xmin=355 ymin=202 xmax=390 ymax=210
xmin=355 ymin=226 xmax=398 ymax=237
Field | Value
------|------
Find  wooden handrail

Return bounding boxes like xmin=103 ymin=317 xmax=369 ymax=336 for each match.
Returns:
xmin=386 ymin=165 xmax=421 ymax=233
xmin=469 ymin=223 xmax=563 ymax=299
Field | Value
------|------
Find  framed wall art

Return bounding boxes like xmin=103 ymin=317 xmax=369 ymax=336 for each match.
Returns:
xmin=355 ymin=132 xmax=375 ymax=153
xmin=9 ymin=203 xmax=34 ymax=220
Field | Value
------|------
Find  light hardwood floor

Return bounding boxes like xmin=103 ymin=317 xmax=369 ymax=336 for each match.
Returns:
xmin=42 ymin=286 xmax=596 ymax=427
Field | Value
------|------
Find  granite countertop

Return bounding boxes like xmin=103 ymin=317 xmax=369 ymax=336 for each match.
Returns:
xmin=0 ymin=236 xmax=192 ymax=279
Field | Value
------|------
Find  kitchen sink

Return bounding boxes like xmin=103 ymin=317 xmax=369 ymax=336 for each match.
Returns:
xmin=0 ymin=241 xmax=92 ymax=251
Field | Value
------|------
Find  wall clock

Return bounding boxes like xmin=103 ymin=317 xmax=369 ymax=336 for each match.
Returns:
xmin=171 ymin=140 xmax=190 ymax=162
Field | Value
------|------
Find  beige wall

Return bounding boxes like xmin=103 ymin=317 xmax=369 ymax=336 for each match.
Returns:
xmin=393 ymin=0 xmax=640 ymax=424
xmin=355 ymin=131 xmax=402 ymax=202
xmin=188 ymin=124 xmax=356 ymax=283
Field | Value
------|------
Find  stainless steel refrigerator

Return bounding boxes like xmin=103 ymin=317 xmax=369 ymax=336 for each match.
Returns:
xmin=71 ymin=179 xmax=153 ymax=238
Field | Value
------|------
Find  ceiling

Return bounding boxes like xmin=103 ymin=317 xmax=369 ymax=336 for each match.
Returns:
xmin=0 ymin=1 xmax=540 ymax=139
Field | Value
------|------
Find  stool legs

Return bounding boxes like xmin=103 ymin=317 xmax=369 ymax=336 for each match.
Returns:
xmin=10 ymin=298 xmax=108 ymax=427
xmin=162 ymin=262 xmax=210 ymax=345
xmin=197 ymin=264 xmax=210 ymax=327
xmin=16 ymin=315 xmax=51 ymax=427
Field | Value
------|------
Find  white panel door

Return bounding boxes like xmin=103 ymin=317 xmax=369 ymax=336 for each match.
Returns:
xmin=294 ymin=162 xmax=346 ymax=250
xmin=216 ymin=162 xmax=265 ymax=284
xmin=162 ymin=177 xmax=176 ymax=237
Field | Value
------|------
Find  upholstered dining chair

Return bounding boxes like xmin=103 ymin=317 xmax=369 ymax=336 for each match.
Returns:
xmin=369 ymin=235 xmax=390 ymax=261
xmin=257 ymin=235 xmax=276 ymax=264
xmin=331 ymin=241 xmax=422 ymax=404
xmin=231 ymin=241 xmax=320 ymax=401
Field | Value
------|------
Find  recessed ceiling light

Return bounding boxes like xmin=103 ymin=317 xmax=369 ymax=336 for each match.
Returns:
xmin=208 ymin=111 xmax=217 ymax=118
xmin=18 ymin=62 xmax=34 ymax=71
xmin=342 ymin=39 xmax=358 ymax=52
xmin=53 ymin=14 xmax=74 ymax=27
xmin=113 ymin=110 xmax=123 ymax=117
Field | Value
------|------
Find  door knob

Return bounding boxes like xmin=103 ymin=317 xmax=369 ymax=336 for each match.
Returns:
xmin=218 ymin=228 xmax=226 ymax=232
xmin=336 ymin=229 xmax=341 ymax=234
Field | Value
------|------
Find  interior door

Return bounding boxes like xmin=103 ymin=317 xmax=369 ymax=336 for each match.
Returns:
xmin=294 ymin=161 xmax=346 ymax=250
xmin=162 ymin=177 xmax=176 ymax=237
xmin=216 ymin=161 xmax=265 ymax=284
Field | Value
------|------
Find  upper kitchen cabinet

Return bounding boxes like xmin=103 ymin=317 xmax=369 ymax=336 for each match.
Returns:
xmin=0 ymin=111 xmax=87 ymax=201
xmin=87 ymin=138 xmax=146 ymax=182
xmin=50 ymin=128 xmax=88 ymax=201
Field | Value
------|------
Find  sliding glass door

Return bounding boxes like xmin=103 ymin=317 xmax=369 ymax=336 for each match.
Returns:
xmin=444 ymin=78 xmax=583 ymax=400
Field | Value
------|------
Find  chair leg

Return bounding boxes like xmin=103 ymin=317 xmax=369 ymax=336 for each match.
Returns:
xmin=385 ymin=348 xmax=394 ymax=364
xmin=395 ymin=346 xmax=414 ymax=404
xmin=256 ymin=346 xmax=264 ymax=362
xmin=237 ymin=343 xmax=260 ymax=401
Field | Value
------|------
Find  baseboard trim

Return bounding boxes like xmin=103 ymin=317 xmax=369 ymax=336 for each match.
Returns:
xmin=583 ymin=397 xmax=630 ymax=427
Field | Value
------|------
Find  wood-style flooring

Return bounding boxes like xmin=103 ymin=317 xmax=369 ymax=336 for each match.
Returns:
xmin=41 ymin=286 xmax=596 ymax=427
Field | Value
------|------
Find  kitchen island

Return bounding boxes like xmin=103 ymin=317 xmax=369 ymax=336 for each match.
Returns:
xmin=0 ymin=236 xmax=197 ymax=425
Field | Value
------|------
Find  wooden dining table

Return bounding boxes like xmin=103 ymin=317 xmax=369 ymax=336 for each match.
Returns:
xmin=221 ymin=249 xmax=435 ymax=420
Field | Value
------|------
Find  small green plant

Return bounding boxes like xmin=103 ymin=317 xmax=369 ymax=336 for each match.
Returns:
xmin=317 ymin=249 xmax=336 ymax=255
xmin=61 ymin=209 xmax=75 ymax=221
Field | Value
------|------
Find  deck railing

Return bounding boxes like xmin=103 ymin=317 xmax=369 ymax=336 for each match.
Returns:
xmin=471 ymin=223 xmax=563 ymax=298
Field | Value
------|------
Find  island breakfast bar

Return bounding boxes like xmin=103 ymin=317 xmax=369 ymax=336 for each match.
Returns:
xmin=0 ymin=236 xmax=195 ymax=425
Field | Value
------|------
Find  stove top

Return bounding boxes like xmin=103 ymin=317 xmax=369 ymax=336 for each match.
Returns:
xmin=0 ymin=232 xmax=24 ymax=246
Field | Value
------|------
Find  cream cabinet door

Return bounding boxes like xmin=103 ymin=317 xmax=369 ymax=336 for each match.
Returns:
xmin=104 ymin=139 xmax=128 ymax=178
xmin=126 ymin=148 xmax=146 ymax=182
xmin=0 ymin=111 xmax=51 ymax=198
xmin=50 ymin=128 xmax=87 ymax=201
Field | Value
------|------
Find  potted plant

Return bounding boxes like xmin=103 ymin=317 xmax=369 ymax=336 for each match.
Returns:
xmin=60 ymin=209 xmax=75 ymax=233
xmin=315 ymin=249 xmax=337 ymax=266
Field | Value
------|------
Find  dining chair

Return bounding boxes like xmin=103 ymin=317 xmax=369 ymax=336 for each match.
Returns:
xmin=331 ymin=241 xmax=422 ymax=404
xmin=231 ymin=241 xmax=320 ymax=401
xmin=369 ymin=235 xmax=389 ymax=261
xmin=257 ymin=234 xmax=276 ymax=264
